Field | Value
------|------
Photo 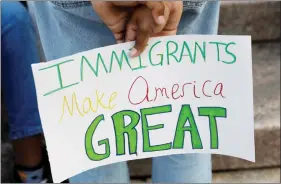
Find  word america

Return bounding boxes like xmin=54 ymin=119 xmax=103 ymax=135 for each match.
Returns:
xmin=85 ymin=104 xmax=227 ymax=161
xmin=39 ymin=40 xmax=236 ymax=96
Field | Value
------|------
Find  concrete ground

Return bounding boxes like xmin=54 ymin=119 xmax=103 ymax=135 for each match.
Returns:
xmin=131 ymin=168 xmax=280 ymax=183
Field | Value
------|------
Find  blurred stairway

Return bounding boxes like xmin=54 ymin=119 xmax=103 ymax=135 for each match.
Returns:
xmin=1 ymin=1 xmax=280 ymax=183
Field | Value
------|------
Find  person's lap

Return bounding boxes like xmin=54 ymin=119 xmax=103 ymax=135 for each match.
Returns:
xmin=28 ymin=1 xmax=220 ymax=182
xmin=28 ymin=1 xmax=220 ymax=61
xmin=1 ymin=1 xmax=42 ymax=141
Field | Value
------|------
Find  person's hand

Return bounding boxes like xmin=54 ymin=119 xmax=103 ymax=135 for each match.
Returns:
xmin=91 ymin=1 xmax=135 ymax=43
xmin=91 ymin=1 xmax=168 ymax=44
xmin=126 ymin=2 xmax=183 ymax=57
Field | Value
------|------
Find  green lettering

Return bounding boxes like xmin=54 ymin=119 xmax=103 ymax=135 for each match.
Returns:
xmin=39 ymin=59 xmax=79 ymax=96
xmin=209 ymin=41 xmax=236 ymax=64
xmin=173 ymin=105 xmax=203 ymax=149
xmin=109 ymin=50 xmax=132 ymax=72
xmin=195 ymin=41 xmax=206 ymax=62
xmin=141 ymin=105 xmax=172 ymax=152
xmin=209 ymin=41 xmax=226 ymax=62
xmin=129 ymin=47 xmax=147 ymax=71
xmin=179 ymin=41 xmax=206 ymax=63
xmin=222 ymin=42 xmax=236 ymax=64
xmin=85 ymin=115 xmax=110 ymax=161
xmin=198 ymin=107 xmax=227 ymax=149
xmin=80 ymin=54 xmax=108 ymax=81
xmin=149 ymin=41 xmax=163 ymax=66
xmin=166 ymin=40 xmax=180 ymax=64
xmin=112 ymin=110 xmax=139 ymax=155
xmin=179 ymin=41 xmax=194 ymax=63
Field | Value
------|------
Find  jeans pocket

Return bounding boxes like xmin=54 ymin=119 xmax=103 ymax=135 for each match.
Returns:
xmin=183 ymin=0 xmax=207 ymax=11
xmin=51 ymin=1 xmax=91 ymax=9
xmin=50 ymin=1 xmax=102 ymax=23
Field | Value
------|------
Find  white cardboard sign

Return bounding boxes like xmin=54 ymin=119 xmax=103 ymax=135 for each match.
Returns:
xmin=32 ymin=35 xmax=255 ymax=183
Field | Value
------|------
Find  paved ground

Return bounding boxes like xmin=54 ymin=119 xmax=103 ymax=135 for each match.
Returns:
xmin=131 ymin=168 xmax=280 ymax=183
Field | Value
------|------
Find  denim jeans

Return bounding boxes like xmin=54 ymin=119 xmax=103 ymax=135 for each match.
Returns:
xmin=28 ymin=1 xmax=220 ymax=183
xmin=1 ymin=1 xmax=42 ymax=140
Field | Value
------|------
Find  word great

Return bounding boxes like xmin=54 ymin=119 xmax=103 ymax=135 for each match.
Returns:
xmin=85 ymin=104 xmax=227 ymax=161
xmin=38 ymin=40 xmax=236 ymax=96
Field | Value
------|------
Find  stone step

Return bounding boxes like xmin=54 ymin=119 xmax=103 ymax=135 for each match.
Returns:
xmin=128 ymin=42 xmax=280 ymax=177
xmin=219 ymin=1 xmax=280 ymax=41
xmin=212 ymin=167 xmax=280 ymax=183
xmin=131 ymin=167 xmax=281 ymax=183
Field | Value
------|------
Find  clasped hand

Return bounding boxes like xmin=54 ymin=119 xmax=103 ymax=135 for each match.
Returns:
xmin=92 ymin=1 xmax=183 ymax=57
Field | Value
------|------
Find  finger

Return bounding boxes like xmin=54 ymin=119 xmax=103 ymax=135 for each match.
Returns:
xmin=139 ymin=1 xmax=169 ymax=25
xmin=114 ymin=32 xmax=125 ymax=43
xmin=130 ymin=29 xmax=150 ymax=57
xmin=163 ymin=2 xmax=183 ymax=31
xmin=133 ymin=5 xmax=166 ymax=36
xmin=111 ymin=1 xmax=139 ymax=7
xmin=154 ymin=29 xmax=178 ymax=37
xmin=125 ymin=24 xmax=137 ymax=42
xmin=109 ymin=24 xmax=126 ymax=43
xmin=125 ymin=12 xmax=138 ymax=42
xmin=103 ymin=10 xmax=127 ymax=43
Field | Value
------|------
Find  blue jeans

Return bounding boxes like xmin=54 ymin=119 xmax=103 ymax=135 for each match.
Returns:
xmin=28 ymin=1 xmax=220 ymax=183
xmin=1 ymin=1 xmax=42 ymax=140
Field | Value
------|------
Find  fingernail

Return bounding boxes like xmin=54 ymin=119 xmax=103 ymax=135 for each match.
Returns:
xmin=157 ymin=16 xmax=165 ymax=25
xmin=130 ymin=48 xmax=138 ymax=57
xmin=117 ymin=40 xmax=124 ymax=44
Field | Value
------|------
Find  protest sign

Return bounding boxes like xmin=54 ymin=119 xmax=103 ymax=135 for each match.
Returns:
xmin=32 ymin=35 xmax=255 ymax=182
